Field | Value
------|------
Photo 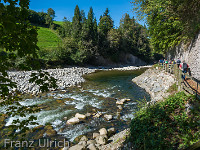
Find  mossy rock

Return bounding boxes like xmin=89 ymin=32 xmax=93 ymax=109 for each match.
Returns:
xmin=32 ymin=125 xmax=44 ymax=132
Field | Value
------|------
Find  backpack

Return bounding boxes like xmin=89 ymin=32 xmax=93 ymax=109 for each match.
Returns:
xmin=182 ymin=63 xmax=188 ymax=70
xmin=177 ymin=60 xmax=181 ymax=64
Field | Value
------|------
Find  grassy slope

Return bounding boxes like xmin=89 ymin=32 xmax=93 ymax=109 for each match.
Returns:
xmin=54 ymin=21 xmax=64 ymax=26
xmin=37 ymin=26 xmax=62 ymax=49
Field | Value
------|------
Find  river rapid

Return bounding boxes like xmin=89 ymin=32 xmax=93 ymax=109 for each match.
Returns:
xmin=4 ymin=68 xmax=150 ymax=142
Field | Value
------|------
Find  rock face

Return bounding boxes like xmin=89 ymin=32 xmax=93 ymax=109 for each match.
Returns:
xmin=166 ymin=31 xmax=200 ymax=80
xmin=132 ymin=68 xmax=175 ymax=102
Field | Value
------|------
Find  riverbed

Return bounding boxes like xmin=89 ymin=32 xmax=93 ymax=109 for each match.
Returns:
xmin=3 ymin=68 xmax=150 ymax=142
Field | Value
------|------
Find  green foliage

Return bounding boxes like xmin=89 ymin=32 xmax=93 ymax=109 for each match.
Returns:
xmin=37 ymin=26 xmax=62 ymax=48
xmin=129 ymin=92 xmax=200 ymax=149
xmin=131 ymin=0 xmax=200 ymax=53
xmin=119 ymin=13 xmax=151 ymax=61
xmin=72 ymin=5 xmax=82 ymax=40
xmin=28 ymin=10 xmax=47 ymax=26
xmin=0 ymin=0 xmax=58 ymax=137
xmin=53 ymin=5 xmax=152 ymax=64
xmin=167 ymin=83 xmax=178 ymax=93
xmin=98 ymin=8 xmax=114 ymax=36
xmin=45 ymin=8 xmax=55 ymax=28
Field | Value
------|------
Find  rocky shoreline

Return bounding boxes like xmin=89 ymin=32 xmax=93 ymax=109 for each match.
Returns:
xmin=4 ymin=65 xmax=151 ymax=150
xmin=132 ymin=67 xmax=176 ymax=102
xmin=8 ymin=65 xmax=151 ymax=95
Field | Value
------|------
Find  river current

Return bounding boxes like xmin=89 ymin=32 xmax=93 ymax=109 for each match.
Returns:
xmin=5 ymin=68 xmax=150 ymax=141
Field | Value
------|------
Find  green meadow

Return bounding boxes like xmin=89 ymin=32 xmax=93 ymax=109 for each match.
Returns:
xmin=37 ymin=26 xmax=62 ymax=49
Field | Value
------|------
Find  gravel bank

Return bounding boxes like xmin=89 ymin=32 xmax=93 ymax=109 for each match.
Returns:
xmin=8 ymin=65 xmax=151 ymax=95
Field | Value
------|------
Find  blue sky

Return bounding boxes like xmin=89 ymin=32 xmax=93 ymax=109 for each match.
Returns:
xmin=29 ymin=0 xmax=145 ymax=28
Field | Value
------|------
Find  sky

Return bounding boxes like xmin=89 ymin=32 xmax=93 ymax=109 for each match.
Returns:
xmin=29 ymin=0 xmax=145 ymax=28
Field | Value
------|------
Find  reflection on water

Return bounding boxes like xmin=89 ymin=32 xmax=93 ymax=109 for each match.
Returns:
xmin=5 ymin=68 xmax=150 ymax=141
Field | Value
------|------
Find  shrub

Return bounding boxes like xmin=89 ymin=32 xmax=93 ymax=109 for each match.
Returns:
xmin=129 ymin=92 xmax=200 ymax=150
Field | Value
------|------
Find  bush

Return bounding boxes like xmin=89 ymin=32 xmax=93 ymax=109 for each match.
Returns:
xmin=129 ymin=92 xmax=200 ymax=150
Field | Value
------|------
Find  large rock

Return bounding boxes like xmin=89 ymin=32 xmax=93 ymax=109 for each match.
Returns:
xmin=93 ymin=133 xmax=100 ymax=139
xmin=116 ymin=98 xmax=131 ymax=105
xmin=67 ymin=117 xmax=80 ymax=125
xmin=75 ymin=113 xmax=86 ymax=120
xmin=93 ymin=112 xmax=102 ymax=118
xmin=44 ymin=125 xmax=57 ymax=137
xmin=107 ymin=127 xmax=116 ymax=137
xmin=87 ymin=143 xmax=98 ymax=150
xmin=99 ymin=128 xmax=107 ymax=135
xmin=95 ymin=135 xmax=108 ymax=145
xmin=69 ymin=144 xmax=86 ymax=150
xmin=103 ymin=114 xmax=113 ymax=121
xmin=80 ymin=135 xmax=88 ymax=142
xmin=87 ymin=140 xmax=97 ymax=145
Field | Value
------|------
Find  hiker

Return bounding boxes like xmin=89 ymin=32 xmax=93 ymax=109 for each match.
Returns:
xmin=176 ymin=58 xmax=181 ymax=68
xmin=172 ymin=59 xmax=176 ymax=64
xmin=165 ymin=59 xmax=168 ymax=66
xmin=159 ymin=59 xmax=164 ymax=66
xmin=180 ymin=60 xmax=189 ymax=79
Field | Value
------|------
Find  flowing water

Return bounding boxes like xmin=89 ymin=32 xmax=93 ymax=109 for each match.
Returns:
xmin=4 ymin=68 xmax=150 ymax=141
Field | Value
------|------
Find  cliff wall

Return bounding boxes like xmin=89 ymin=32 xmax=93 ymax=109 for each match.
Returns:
xmin=166 ymin=32 xmax=200 ymax=80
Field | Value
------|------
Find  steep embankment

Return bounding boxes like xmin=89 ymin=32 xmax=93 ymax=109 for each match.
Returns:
xmin=167 ymin=31 xmax=200 ymax=80
xmin=132 ymin=67 xmax=175 ymax=102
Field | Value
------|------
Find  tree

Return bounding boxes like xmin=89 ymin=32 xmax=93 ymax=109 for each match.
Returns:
xmin=79 ymin=7 xmax=98 ymax=62
xmin=97 ymin=8 xmax=114 ymax=57
xmin=0 ymin=0 xmax=57 ymax=137
xmin=72 ymin=5 xmax=82 ymax=40
xmin=131 ymin=0 xmax=200 ymax=53
xmin=45 ymin=8 xmax=55 ymax=27
xmin=98 ymin=8 xmax=114 ymax=36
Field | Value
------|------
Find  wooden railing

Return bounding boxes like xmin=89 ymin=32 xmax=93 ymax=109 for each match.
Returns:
xmin=159 ymin=63 xmax=200 ymax=99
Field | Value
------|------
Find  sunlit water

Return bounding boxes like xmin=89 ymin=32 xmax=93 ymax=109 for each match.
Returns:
xmin=4 ymin=69 xmax=150 ymax=141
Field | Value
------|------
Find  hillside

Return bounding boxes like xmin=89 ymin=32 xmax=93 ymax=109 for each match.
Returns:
xmin=54 ymin=21 xmax=64 ymax=26
xmin=37 ymin=26 xmax=62 ymax=49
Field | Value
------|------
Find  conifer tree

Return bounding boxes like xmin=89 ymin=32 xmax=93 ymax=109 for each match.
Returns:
xmin=72 ymin=5 xmax=82 ymax=40
xmin=98 ymin=8 xmax=114 ymax=36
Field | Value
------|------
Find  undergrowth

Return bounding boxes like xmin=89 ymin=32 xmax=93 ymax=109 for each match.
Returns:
xmin=129 ymin=92 xmax=200 ymax=150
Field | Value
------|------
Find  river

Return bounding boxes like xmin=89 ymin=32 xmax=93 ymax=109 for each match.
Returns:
xmin=4 ymin=68 xmax=150 ymax=142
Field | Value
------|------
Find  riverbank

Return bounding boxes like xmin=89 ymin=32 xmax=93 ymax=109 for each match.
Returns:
xmin=129 ymin=67 xmax=200 ymax=150
xmin=132 ymin=67 xmax=176 ymax=102
xmin=8 ymin=65 xmax=151 ymax=95
xmin=1 ymin=66 xmax=151 ymax=150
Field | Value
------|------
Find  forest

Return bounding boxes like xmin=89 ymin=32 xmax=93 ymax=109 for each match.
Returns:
xmin=27 ymin=6 xmax=152 ymax=66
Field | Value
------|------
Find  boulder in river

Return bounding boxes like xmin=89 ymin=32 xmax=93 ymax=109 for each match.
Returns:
xmin=99 ymin=128 xmax=107 ymax=135
xmin=69 ymin=144 xmax=86 ymax=150
xmin=87 ymin=143 xmax=98 ymax=150
xmin=93 ymin=112 xmax=102 ymax=118
xmin=104 ymin=114 xmax=113 ymax=121
xmin=95 ymin=135 xmax=108 ymax=145
xmin=67 ymin=117 xmax=80 ymax=125
xmin=75 ymin=113 xmax=86 ymax=120
xmin=93 ymin=133 xmax=100 ymax=139
xmin=107 ymin=127 xmax=116 ymax=137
